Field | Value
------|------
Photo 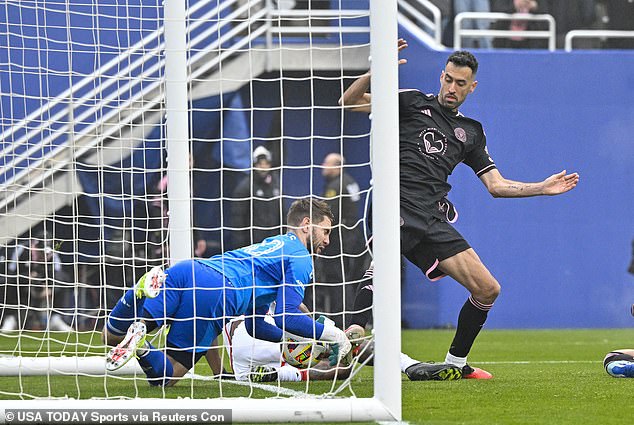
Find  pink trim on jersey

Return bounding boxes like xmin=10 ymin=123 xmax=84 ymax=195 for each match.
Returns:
xmin=425 ymin=259 xmax=447 ymax=282
xmin=447 ymin=206 xmax=458 ymax=224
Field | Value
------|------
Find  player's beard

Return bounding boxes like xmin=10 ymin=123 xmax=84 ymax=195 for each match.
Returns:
xmin=308 ymin=228 xmax=323 ymax=255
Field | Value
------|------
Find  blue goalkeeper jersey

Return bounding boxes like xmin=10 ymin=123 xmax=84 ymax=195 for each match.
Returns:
xmin=196 ymin=232 xmax=313 ymax=315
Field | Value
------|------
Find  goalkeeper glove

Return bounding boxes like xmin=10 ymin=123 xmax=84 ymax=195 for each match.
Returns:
xmin=319 ymin=322 xmax=352 ymax=366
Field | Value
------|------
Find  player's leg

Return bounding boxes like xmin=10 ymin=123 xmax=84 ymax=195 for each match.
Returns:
xmin=604 ymin=349 xmax=634 ymax=378
xmin=437 ymin=248 xmax=500 ymax=379
xmin=346 ymin=259 xmax=462 ymax=380
xmin=348 ymin=261 xmax=374 ymax=329
xmin=141 ymin=260 xmax=232 ymax=386
xmin=102 ymin=265 xmax=166 ymax=345
xmin=403 ymin=213 xmax=497 ymax=379
xmin=106 ymin=260 xmax=187 ymax=384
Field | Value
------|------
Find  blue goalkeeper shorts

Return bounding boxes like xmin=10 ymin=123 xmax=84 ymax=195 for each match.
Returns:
xmin=143 ymin=259 xmax=239 ymax=354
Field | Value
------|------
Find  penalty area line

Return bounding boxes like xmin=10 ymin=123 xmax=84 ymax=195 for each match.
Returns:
xmin=475 ymin=360 xmax=600 ymax=365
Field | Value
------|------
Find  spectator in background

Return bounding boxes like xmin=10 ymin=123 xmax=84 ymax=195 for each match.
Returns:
xmin=311 ymin=153 xmax=367 ymax=327
xmin=604 ymin=0 xmax=634 ymax=48
xmin=1 ymin=236 xmax=73 ymax=331
xmin=454 ymin=0 xmax=493 ymax=48
xmin=231 ymin=146 xmax=283 ymax=249
xmin=194 ymin=230 xmax=210 ymax=258
xmin=491 ymin=0 xmax=550 ymax=48
xmin=546 ymin=0 xmax=597 ymax=49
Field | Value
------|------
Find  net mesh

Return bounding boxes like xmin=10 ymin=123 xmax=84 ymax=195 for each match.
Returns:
xmin=0 ymin=0 xmax=376 ymax=402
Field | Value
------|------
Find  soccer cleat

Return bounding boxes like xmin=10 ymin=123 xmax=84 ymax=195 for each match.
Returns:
xmin=105 ymin=321 xmax=147 ymax=371
xmin=48 ymin=314 xmax=73 ymax=332
xmin=1 ymin=315 xmax=17 ymax=331
xmin=462 ymin=364 xmax=493 ymax=379
xmin=405 ymin=362 xmax=463 ymax=381
xmin=135 ymin=266 xmax=166 ymax=299
xmin=249 ymin=365 xmax=278 ymax=383
xmin=606 ymin=360 xmax=634 ymax=378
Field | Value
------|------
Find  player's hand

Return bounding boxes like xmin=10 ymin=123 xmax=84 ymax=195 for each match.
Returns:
xmin=320 ymin=323 xmax=352 ymax=365
xmin=328 ymin=342 xmax=353 ymax=367
xmin=398 ymin=38 xmax=408 ymax=66
xmin=542 ymin=170 xmax=579 ymax=195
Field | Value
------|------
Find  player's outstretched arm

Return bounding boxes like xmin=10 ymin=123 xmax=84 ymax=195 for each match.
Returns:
xmin=479 ymin=168 xmax=579 ymax=198
xmin=338 ymin=38 xmax=408 ymax=113
xmin=338 ymin=72 xmax=372 ymax=112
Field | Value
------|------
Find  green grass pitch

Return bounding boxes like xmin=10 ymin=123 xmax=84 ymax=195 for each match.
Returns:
xmin=1 ymin=328 xmax=633 ymax=424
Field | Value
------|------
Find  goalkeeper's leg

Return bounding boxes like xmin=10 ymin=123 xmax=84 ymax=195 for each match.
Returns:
xmin=102 ymin=265 xmax=166 ymax=345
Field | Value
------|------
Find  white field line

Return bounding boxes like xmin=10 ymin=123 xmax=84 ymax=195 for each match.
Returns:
xmin=475 ymin=360 xmax=601 ymax=365
xmin=187 ymin=372 xmax=319 ymax=398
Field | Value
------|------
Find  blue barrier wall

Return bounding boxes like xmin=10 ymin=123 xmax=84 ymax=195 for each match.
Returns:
xmin=398 ymin=33 xmax=634 ymax=329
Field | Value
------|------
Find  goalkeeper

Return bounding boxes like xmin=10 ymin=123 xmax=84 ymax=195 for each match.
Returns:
xmin=102 ymin=198 xmax=352 ymax=387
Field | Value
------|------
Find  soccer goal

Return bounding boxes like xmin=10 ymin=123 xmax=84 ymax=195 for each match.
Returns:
xmin=0 ymin=0 xmax=400 ymax=422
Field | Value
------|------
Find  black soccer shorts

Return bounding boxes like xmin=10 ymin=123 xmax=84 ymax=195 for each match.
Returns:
xmin=400 ymin=209 xmax=470 ymax=281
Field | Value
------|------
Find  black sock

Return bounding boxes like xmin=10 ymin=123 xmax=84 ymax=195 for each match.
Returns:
xmin=449 ymin=296 xmax=493 ymax=358
xmin=348 ymin=264 xmax=374 ymax=329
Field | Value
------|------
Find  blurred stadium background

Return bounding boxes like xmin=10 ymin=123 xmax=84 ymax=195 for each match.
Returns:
xmin=0 ymin=0 xmax=633 ymax=420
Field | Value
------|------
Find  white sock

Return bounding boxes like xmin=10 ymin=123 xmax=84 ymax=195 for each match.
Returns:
xmin=445 ymin=352 xmax=467 ymax=368
xmin=276 ymin=365 xmax=302 ymax=382
xmin=400 ymin=352 xmax=419 ymax=373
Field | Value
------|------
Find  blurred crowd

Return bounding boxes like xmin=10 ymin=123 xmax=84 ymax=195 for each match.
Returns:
xmin=421 ymin=0 xmax=634 ymax=48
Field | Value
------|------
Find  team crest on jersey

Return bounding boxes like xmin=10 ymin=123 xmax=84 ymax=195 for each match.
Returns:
xmin=418 ymin=128 xmax=448 ymax=159
xmin=454 ymin=127 xmax=467 ymax=143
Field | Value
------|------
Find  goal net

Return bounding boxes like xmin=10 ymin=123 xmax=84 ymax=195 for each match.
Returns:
xmin=0 ymin=0 xmax=400 ymax=421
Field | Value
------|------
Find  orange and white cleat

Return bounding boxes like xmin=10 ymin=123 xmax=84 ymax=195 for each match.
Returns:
xmin=462 ymin=364 xmax=493 ymax=379
xmin=105 ymin=321 xmax=147 ymax=371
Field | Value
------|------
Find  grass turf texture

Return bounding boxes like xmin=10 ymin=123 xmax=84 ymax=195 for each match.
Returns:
xmin=1 ymin=328 xmax=634 ymax=424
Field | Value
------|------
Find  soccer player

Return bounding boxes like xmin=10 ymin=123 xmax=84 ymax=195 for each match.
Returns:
xmin=604 ymin=349 xmax=634 ymax=378
xmin=340 ymin=40 xmax=580 ymax=379
xmin=222 ymin=315 xmax=356 ymax=382
xmin=225 ymin=314 xmax=459 ymax=382
xmin=102 ymin=198 xmax=353 ymax=387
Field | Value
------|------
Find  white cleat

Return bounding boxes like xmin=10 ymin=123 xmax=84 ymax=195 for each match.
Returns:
xmin=135 ymin=266 xmax=166 ymax=299
xmin=1 ymin=315 xmax=17 ymax=331
xmin=48 ymin=314 xmax=73 ymax=332
xmin=105 ymin=321 xmax=147 ymax=372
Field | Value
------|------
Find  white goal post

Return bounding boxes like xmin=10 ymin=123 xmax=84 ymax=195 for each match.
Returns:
xmin=0 ymin=0 xmax=400 ymax=422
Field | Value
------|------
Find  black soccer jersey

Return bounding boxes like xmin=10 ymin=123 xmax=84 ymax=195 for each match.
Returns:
xmin=398 ymin=89 xmax=496 ymax=222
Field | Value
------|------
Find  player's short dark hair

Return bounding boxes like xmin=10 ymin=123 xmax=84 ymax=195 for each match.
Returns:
xmin=447 ymin=51 xmax=478 ymax=76
xmin=287 ymin=198 xmax=334 ymax=227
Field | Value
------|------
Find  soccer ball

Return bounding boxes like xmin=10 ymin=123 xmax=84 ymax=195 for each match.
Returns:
xmin=282 ymin=339 xmax=327 ymax=369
